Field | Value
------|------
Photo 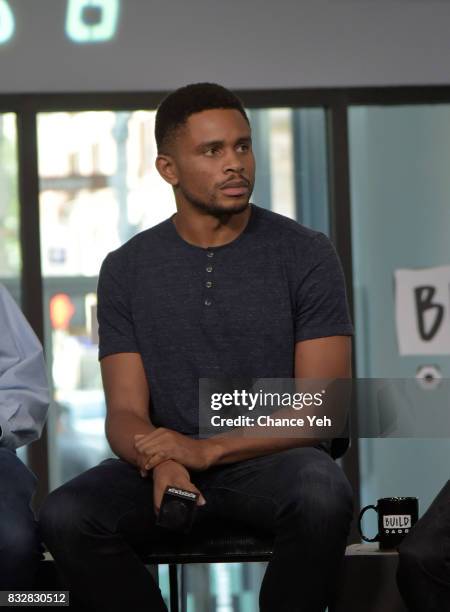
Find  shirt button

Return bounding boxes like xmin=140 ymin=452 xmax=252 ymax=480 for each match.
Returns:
xmin=204 ymin=298 xmax=212 ymax=306
xmin=206 ymin=251 xmax=214 ymax=258
xmin=206 ymin=266 xmax=213 ymax=273
xmin=206 ymin=281 xmax=213 ymax=288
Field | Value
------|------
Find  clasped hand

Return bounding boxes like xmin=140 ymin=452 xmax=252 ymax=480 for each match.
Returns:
xmin=134 ymin=428 xmax=214 ymax=474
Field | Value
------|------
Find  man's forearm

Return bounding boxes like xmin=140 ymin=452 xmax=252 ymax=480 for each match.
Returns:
xmin=206 ymin=429 xmax=319 ymax=466
xmin=204 ymin=379 xmax=349 ymax=466
xmin=106 ymin=411 xmax=157 ymax=466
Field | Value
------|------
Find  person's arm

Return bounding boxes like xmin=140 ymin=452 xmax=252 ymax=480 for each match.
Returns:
xmin=101 ymin=352 xmax=158 ymax=467
xmin=0 ymin=285 xmax=50 ymax=450
xmin=97 ymin=251 xmax=178 ymax=473
xmin=135 ymin=336 xmax=352 ymax=471
xmin=102 ymin=352 xmax=207 ymax=505
xmin=97 ymin=250 xmax=152 ymax=468
xmin=203 ymin=335 xmax=352 ymax=466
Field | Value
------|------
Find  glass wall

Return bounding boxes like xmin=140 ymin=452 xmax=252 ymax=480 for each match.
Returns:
xmin=37 ymin=106 xmax=329 ymax=610
xmin=348 ymin=105 xmax=450 ymax=537
xmin=0 ymin=113 xmax=20 ymax=292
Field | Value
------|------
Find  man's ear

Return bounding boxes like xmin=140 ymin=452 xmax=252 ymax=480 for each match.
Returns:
xmin=155 ymin=154 xmax=179 ymax=187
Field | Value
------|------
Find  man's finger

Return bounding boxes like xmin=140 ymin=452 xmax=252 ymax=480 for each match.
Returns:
xmin=145 ymin=452 xmax=169 ymax=470
xmin=187 ymin=487 xmax=206 ymax=505
xmin=135 ymin=439 xmax=161 ymax=452
xmin=139 ymin=441 xmax=170 ymax=457
xmin=140 ymin=444 xmax=164 ymax=462
xmin=194 ymin=488 xmax=207 ymax=505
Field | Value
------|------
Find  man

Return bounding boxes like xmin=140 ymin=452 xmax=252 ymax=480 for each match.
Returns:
xmin=397 ymin=480 xmax=450 ymax=611
xmin=0 ymin=283 xmax=49 ymax=589
xmin=39 ymin=82 xmax=354 ymax=611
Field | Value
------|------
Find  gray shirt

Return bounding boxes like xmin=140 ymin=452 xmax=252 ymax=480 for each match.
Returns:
xmin=0 ymin=284 xmax=50 ymax=450
xmin=97 ymin=204 xmax=353 ymax=441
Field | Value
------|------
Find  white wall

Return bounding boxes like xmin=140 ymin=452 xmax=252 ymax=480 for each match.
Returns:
xmin=1 ymin=0 xmax=450 ymax=94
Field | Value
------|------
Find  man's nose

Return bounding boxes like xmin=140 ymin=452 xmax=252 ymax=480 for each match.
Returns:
xmin=223 ymin=150 xmax=245 ymax=173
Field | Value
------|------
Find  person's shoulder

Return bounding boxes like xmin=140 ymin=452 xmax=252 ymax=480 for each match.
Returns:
xmin=253 ymin=205 xmax=327 ymax=250
xmin=0 ymin=283 xmax=18 ymax=312
xmin=101 ymin=217 xmax=171 ymax=270
xmin=0 ymin=283 xmax=38 ymax=342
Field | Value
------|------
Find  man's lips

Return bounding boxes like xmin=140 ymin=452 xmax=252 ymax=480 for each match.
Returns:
xmin=220 ymin=186 xmax=249 ymax=196
xmin=219 ymin=180 xmax=249 ymax=196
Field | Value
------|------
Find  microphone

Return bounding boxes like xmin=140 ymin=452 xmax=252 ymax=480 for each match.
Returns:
xmin=156 ymin=486 xmax=199 ymax=533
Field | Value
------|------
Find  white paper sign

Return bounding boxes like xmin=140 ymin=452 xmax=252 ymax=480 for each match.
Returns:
xmin=394 ymin=266 xmax=450 ymax=355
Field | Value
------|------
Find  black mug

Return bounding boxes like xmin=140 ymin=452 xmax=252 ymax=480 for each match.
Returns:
xmin=358 ymin=497 xmax=419 ymax=550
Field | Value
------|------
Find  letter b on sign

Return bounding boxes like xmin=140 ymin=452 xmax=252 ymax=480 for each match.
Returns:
xmin=395 ymin=266 xmax=450 ymax=355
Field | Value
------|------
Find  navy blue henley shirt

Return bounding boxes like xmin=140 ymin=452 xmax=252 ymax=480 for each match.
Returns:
xmin=97 ymin=203 xmax=354 ymax=441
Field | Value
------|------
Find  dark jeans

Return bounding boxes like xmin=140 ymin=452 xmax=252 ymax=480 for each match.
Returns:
xmin=38 ymin=446 xmax=353 ymax=612
xmin=0 ymin=447 xmax=44 ymax=589
xmin=397 ymin=480 xmax=450 ymax=612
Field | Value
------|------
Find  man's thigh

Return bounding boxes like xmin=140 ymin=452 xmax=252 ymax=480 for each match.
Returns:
xmin=40 ymin=458 xmax=160 ymax=543
xmin=191 ymin=446 xmax=352 ymax=532
xmin=40 ymin=456 xmax=218 ymax=556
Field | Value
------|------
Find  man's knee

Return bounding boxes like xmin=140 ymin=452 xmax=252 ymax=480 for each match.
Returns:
xmin=39 ymin=473 xmax=124 ymax=555
xmin=398 ymin=535 xmax=449 ymax=586
xmin=280 ymin=455 xmax=354 ymax=529
xmin=39 ymin=486 xmax=87 ymax=552
xmin=0 ymin=515 xmax=40 ymax=570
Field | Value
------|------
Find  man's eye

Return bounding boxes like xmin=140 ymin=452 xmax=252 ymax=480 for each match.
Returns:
xmin=205 ymin=147 xmax=219 ymax=155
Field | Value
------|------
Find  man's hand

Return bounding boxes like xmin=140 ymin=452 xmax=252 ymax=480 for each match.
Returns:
xmin=134 ymin=428 xmax=217 ymax=472
xmin=135 ymin=445 xmax=157 ymax=477
xmin=151 ymin=459 xmax=206 ymax=517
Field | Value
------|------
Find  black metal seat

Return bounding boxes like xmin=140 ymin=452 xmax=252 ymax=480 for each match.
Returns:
xmin=140 ymin=519 xmax=274 ymax=611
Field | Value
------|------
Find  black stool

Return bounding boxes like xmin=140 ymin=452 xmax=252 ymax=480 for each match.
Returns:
xmin=140 ymin=518 xmax=273 ymax=611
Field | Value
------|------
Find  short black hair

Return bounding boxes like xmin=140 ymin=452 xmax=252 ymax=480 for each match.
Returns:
xmin=155 ymin=82 xmax=250 ymax=154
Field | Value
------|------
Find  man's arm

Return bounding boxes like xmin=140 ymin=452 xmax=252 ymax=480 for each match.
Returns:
xmin=204 ymin=335 xmax=352 ymax=466
xmin=102 ymin=352 xmax=159 ymax=467
xmin=102 ymin=352 xmax=208 ymax=507
xmin=97 ymin=251 xmax=196 ymax=476
xmin=135 ymin=336 xmax=352 ymax=472
xmin=0 ymin=285 xmax=50 ymax=450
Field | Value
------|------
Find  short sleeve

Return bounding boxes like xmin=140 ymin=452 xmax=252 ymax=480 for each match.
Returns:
xmin=97 ymin=251 xmax=139 ymax=360
xmin=294 ymin=232 xmax=354 ymax=342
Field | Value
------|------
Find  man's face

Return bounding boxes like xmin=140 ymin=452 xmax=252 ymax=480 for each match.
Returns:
xmin=160 ymin=108 xmax=256 ymax=217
